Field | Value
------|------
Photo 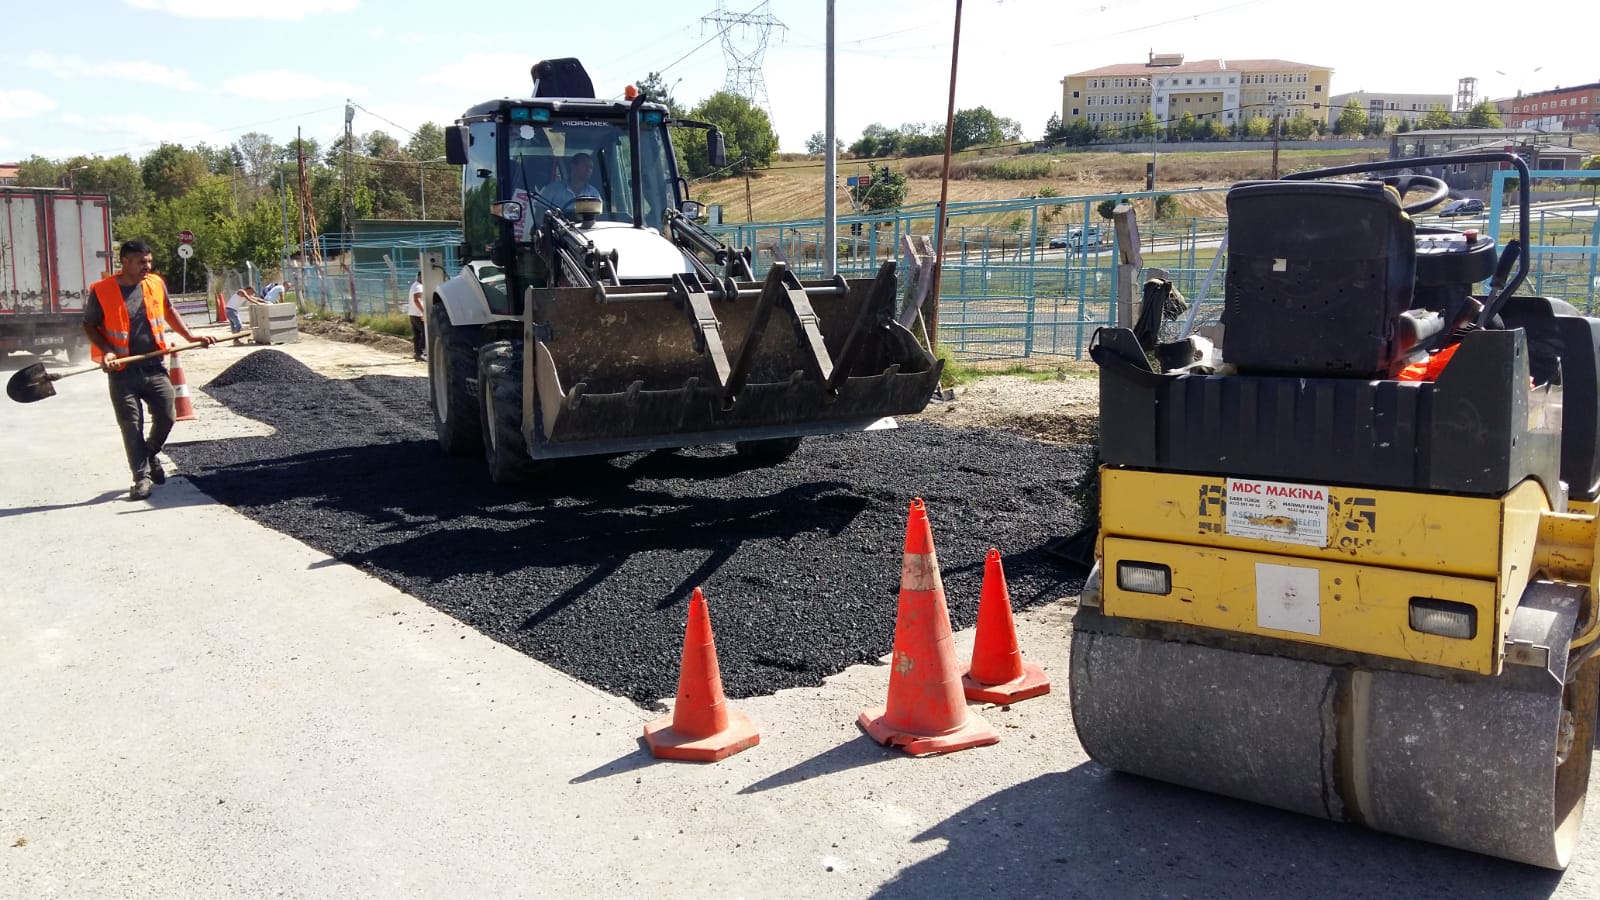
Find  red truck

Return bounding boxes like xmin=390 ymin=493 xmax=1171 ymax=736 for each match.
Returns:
xmin=0 ymin=187 xmax=112 ymax=363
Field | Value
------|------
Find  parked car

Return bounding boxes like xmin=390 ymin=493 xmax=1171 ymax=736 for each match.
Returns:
xmin=1049 ymin=225 xmax=1107 ymax=250
xmin=1439 ymin=198 xmax=1485 ymax=217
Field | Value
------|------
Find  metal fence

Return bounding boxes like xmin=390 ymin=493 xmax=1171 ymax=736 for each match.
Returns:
xmin=712 ymin=179 xmax=1600 ymax=364
xmin=289 ymin=228 xmax=464 ymax=318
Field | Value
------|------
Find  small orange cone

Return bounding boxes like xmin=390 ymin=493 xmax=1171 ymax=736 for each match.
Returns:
xmin=859 ymin=498 xmax=999 ymax=755
xmin=963 ymin=548 xmax=1050 ymax=704
xmin=644 ymin=587 xmax=760 ymax=762
xmin=170 ymin=351 xmax=197 ymax=422
xmin=214 ymin=292 xmax=226 ymax=324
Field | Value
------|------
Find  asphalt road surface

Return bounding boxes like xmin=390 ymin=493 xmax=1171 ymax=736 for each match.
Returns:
xmin=6 ymin=338 xmax=1600 ymax=899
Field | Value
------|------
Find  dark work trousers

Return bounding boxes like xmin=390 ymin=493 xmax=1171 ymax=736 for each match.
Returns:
xmin=410 ymin=315 xmax=425 ymax=358
xmin=108 ymin=364 xmax=176 ymax=481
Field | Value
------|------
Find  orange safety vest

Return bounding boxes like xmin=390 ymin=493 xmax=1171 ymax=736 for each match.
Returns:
xmin=88 ymin=274 xmax=170 ymax=364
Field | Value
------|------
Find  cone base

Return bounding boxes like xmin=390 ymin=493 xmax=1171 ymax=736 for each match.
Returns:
xmin=857 ymin=706 xmax=1000 ymax=756
xmin=962 ymin=661 xmax=1051 ymax=704
xmin=644 ymin=709 xmax=760 ymax=763
xmin=176 ymin=412 xmax=197 ymax=422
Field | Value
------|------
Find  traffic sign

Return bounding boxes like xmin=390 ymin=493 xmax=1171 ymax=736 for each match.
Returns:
xmin=179 ymin=229 xmax=195 ymax=244
xmin=846 ymin=176 xmax=859 ymax=187
xmin=176 ymin=244 xmax=194 ymax=259
xmin=858 ymin=176 xmax=872 ymax=187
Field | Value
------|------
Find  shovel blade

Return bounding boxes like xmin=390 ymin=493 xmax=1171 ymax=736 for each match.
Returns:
xmin=6 ymin=363 xmax=56 ymax=403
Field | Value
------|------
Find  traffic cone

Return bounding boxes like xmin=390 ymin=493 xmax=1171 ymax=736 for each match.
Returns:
xmin=962 ymin=548 xmax=1051 ymax=704
xmin=170 ymin=351 xmax=197 ymax=422
xmin=643 ymin=587 xmax=760 ymax=762
xmin=214 ymin=292 xmax=225 ymax=324
xmin=859 ymin=498 xmax=999 ymax=755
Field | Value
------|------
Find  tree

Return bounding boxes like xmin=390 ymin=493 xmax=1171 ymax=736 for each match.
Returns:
xmin=950 ymin=106 xmax=1019 ymax=151
xmin=1396 ymin=118 xmax=1412 ymax=134
xmin=1133 ymin=110 xmax=1160 ymax=141
xmin=1465 ymin=100 xmax=1504 ymax=128
xmin=141 ymin=143 xmax=210 ymax=202
xmin=1419 ymin=104 xmax=1455 ymax=129
xmin=1245 ymin=116 xmax=1272 ymax=139
xmin=1174 ymin=111 xmax=1197 ymax=141
xmin=1042 ymin=112 xmax=1065 ymax=142
xmin=635 ymin=71 xmax=681 ymax=114
xmin=1334 ymin=99 xmax=1368 ymax=137
xmin=1286 ymin=115 xmax=1316 ymax=140
xmin=898 ymin=123 xmax=945 ymax=157
xmin=860 ymin=170 xmax=906 ymax=211
xmin=803 ymin=131 xmax=843 ymax=155
xmin=678 ymin=91 xmax=778 ymax=177
xmin=231 ymin=132 xmax=283 ymax=196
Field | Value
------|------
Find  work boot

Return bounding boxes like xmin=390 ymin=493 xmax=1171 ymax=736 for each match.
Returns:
xmin=149 ymin=455 xmax=167 ymax=485
xmin=129 ymin=477 xmax=153 ymax=501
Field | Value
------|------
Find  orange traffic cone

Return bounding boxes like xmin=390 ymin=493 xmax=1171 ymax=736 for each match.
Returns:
xmin=214 ymin=292 xmax=226 ymax=324
xmin=643 ymin=587 xmax=760 ymax=762
xmin=859 ymin=498 xmax=999 ymax=755
xmin=170 ymin=351 xmax=197 ymax=422
xmin=963 ymin=548 xmax=1050 ymax=704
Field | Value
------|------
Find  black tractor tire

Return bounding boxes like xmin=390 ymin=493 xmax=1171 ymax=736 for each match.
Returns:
xmin=478 ymin=340 xmax=539 ymax=485
xmin=428 ymin=300 xmax=481 ymax=455
xmin=735 ymin=436 xmax=803 ymax=464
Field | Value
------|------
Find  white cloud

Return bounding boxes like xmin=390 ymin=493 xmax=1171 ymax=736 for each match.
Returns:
xmin=24 ymin=53 xmax=197 ymax=92
xmin=124 ymin=0 xmax=357 ymax=19
xmin=367 ymin=24 xmax=426 ymax=44
xmin=0 ymin=89 xmax=56 ymax=120
xmin=223 ymin=70 xmax=366 ymax=101
xmin=61 ymin=112 xmax=217 ymax=149
xmin=417 ymin=53 xmax=533 ymax=95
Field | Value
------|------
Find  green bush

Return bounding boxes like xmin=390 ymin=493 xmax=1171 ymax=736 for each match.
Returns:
xmin=1154 ymin=194 xmax=1180 ymax=219
xmin=355 ymin=313 xmax=414 ymax=338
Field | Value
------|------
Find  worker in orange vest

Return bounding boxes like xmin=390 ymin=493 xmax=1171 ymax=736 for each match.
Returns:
xmin=81 ymin=240 xmax=217 ymax=500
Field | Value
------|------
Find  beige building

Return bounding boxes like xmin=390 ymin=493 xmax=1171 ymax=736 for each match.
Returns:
xmin=1060 ymin=54 xmax=1333 ymax=135
xmin=1329 ymin=91 xmax=1453 ymax=126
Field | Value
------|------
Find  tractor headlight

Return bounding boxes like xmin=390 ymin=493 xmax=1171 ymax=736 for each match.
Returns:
xmin=1409 ymin=598 xmax=1477 ymax=640
xmin=1117 ymin=561 xmax=1171 ymax=596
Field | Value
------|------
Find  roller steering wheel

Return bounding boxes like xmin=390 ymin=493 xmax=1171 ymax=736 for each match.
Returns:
xmin=1380 ymin=174 xmax=1450 ymax=215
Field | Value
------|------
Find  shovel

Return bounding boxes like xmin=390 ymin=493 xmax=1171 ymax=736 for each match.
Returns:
xmin=6 ymin=340 xmax=213 ymax=404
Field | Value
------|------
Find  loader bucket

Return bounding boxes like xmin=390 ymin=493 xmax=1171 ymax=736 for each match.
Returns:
xmin=525 ymin=261 xmax=942 ymax=457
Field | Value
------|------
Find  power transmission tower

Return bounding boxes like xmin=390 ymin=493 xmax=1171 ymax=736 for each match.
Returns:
xmin=701 ymin=1 xmax=786 ymax=113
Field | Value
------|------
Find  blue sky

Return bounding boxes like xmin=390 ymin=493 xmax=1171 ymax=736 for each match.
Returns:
xmin=1 ymin=0 xmax=1591 ymax=162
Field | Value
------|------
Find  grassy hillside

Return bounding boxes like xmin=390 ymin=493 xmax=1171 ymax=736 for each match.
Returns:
xmin=697 ymin=146 xmax=1384 ymax=224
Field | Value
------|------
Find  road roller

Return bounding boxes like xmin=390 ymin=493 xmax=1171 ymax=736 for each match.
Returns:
xmin=1073 ymin=152 xmax=1600 ymax=868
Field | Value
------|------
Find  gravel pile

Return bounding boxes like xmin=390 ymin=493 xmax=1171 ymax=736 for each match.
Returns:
xmin=172 ymin=354 xmax=1092 ymax=704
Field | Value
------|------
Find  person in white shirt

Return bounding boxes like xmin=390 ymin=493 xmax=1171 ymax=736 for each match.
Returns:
xmin=225 ymin=287 xmax=267 ymax=345
xmin=263 ymin=281 xmax=285 ymax=303
xmin=539 ymin=152 xmax=601 ymax=214
xmin=408 ymin=274 xmax=425 ymax=361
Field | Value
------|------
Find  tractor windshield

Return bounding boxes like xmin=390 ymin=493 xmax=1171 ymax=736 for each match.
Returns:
xmin=506 ymin=115 xmax=675 ymax=231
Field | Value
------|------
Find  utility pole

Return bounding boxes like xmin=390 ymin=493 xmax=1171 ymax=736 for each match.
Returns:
xmin=823 ymin=0 xmax=836 ymax=276
xmin=278 ymin=166 xmax=291 ymax=295
xmin=342 ymin=101 xmax=356 ymax=318
xmin=1271 ymin=97 xmax=1287 ymax=179
xmin=744 ymin=164 xmax=753 ymax=222
xmin=927 ymin=0 xmax=964 ymax=349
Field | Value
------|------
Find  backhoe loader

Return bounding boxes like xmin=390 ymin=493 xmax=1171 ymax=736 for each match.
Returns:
xmin=429 ymin=58 xmax=940 ymax=482
xmin=1075 ymin=154 xmax=1600 ymax=868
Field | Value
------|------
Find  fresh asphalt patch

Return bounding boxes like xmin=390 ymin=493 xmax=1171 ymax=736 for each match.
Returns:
xmin=168 ymin=350 xmax=1090 ymax=704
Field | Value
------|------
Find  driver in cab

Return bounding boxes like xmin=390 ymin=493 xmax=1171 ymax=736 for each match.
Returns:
xmin=540 ymin=151 xmax=600 ymax=214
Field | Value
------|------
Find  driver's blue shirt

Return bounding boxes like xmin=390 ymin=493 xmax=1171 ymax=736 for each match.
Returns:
xmin=540 ymin=180 xmax=599 ymax=212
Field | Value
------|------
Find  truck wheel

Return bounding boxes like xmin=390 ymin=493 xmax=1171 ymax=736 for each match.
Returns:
xmin=478 ymin=340 xmax=538 ymax=485
xmin=428 ymin=300 xmax=480 ymax=455
xmin=735 ymin=436 xmax=803 ymax=464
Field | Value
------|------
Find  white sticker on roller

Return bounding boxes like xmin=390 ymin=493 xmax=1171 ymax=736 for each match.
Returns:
xmin=1256 ymin=563 xmax=1321 ymax=636
xmin=1224 ymin=478 xmax=1329 ymax=548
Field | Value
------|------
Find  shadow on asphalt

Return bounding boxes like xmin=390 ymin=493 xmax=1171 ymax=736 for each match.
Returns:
xmin=873 ymin=764 xmax=1566 ymax=900
xmin=0 ymin=489 xmax=127 ymax=518
xmin=737 ymin=734 xmax=899 ymax=795
xmin=569 ymin=738 xmax=664 ymax=785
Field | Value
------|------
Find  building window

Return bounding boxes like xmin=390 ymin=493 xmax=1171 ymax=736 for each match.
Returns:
xmin=1072 ymin=90 xmax=1080 ymax=98
xmin=1071 ymin=107 xmax=1079 ymax=116
xmin=1315 ymin=84 xmax=1322 ymax=92
xmin=1185 ymin=78 xmax=1193 ymax=85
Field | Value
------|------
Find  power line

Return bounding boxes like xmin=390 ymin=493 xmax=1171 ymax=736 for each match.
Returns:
xmin=349 ymin=102 xmax=419 ymax=139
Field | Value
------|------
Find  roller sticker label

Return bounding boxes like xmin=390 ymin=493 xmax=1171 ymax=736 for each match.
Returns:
xmin=1255 ymin=562 xmax=1321 ymax=635
xmin=1224 ymin=478 xmax=1329 ymax=548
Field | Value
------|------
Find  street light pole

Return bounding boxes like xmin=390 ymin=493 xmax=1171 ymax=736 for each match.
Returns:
xmin=419 ymin=155 xmax=447 ymax=220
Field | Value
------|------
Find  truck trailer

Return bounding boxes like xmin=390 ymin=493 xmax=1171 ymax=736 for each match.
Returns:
xmin=0 ymin=187 xmax=112 ymax=363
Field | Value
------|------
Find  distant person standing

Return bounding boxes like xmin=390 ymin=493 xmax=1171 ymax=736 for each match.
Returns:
xmin=82 ymin=240 xmax=216 ymax=500
xmin=409 ymin=273 xmax=426 ymax=362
